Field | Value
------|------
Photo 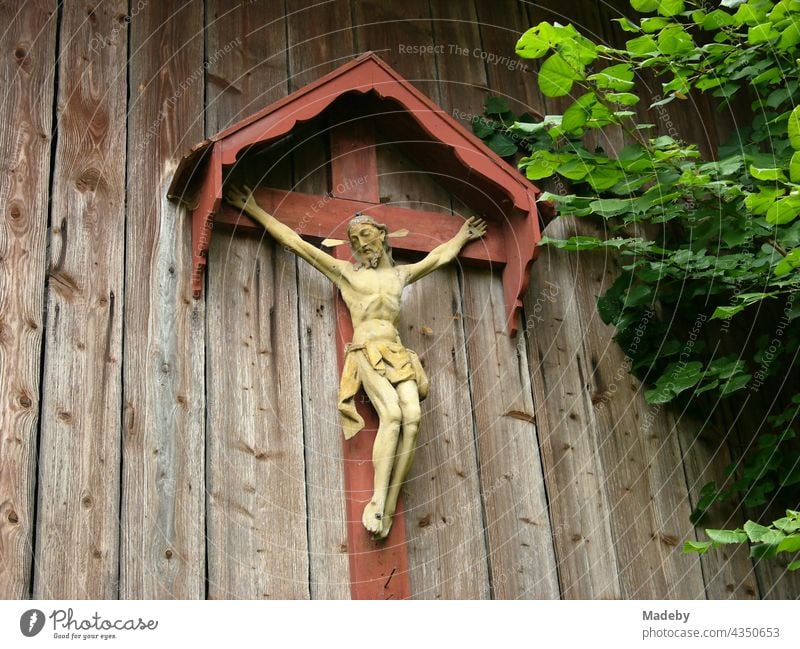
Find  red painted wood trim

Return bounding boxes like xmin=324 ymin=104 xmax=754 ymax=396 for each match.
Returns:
xmin=191 ymin=143 xmax=221 ymax=298
xmin=215 ymin=188 xmax=509 ymax=265
xmin=329 ymin=104 xmax=380 ymax=203
xmin=333 ymin=246 xmax=411 ymax=600
xmin=212 ymin=55 xmax=531 ymax=211
xmin=502 ymin=192 xmax=543 ymax=335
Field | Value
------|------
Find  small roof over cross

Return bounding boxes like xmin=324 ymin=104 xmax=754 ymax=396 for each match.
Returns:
xmin=169 ymin=51 xmax=549 ymax=335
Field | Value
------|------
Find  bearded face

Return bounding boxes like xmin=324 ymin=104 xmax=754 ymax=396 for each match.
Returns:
xmin=349 ymin=222 xmax=387 ymax=268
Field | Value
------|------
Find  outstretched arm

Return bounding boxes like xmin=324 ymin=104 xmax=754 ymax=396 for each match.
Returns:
xmin=224 ymin=185 xmax=347 ymax=286
xmin=400 ymin=216 xmax=487 ymax=285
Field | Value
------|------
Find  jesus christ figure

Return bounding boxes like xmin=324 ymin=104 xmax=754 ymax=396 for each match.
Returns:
xmin=225 ymin=186 xmax=487 ymax=539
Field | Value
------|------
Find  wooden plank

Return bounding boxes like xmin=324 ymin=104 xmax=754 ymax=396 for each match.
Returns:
xmin=0 ymin=0 xmax=57 ymax=600
xmin=523 ymin=218 xmax=621 ymax=599
xmin=474 ymin=0 xmax=546 ymax=118
xmin=461 ymin=267 xmax=560 ymax=598
xmin=669 ymin=408 xmax=759 ymax=599
xmin=351 ymin=0 xmax=441 ymax=103
xmin=567 ymin=217 xmax=705 ymax=598
xmin=400 ymin=267 xmax=491 ymax=599
xmin=205 ymin=0 xmax=310 ymax=599
xmin=292 ymin=124 xmax=350 ymax=599
xmin=120 ymin=2 xmax=206 ymax=599
xmin=286 ymin=0 xmax=355 ymax=599
xmin=33 ymin=0 xmax=127 ymax=599
xmin=377 ymin=143 xmax=490 ymax=599
xmin=286 ymin=0 xmax=356 ymax=91
xmin=329 ymin=105 xmax=380 ymax=203
xmin=429 ymin=1 xmax=487 ymax=120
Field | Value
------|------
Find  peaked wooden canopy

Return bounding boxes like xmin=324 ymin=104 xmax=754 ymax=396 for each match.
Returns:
xmin=168 ymin=51 xmax=547 ymax=335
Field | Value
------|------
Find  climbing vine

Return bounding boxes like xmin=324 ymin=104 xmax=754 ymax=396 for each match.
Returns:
xmin=472 ymin=0 xmax=800 ymax=564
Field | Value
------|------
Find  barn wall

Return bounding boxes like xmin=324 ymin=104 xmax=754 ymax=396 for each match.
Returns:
xmin=1 ymin=0 xmax=796 ymax=600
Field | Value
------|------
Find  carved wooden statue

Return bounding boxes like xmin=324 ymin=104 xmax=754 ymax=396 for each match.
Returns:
xmin=225 ymin=186 xmax=487 ymax=538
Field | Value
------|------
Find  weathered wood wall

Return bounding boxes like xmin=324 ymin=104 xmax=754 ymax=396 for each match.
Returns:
xmin=1 ymin=0 xmax=797 ymax=600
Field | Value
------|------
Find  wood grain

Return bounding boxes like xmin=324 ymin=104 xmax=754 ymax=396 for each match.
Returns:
xmin=474 ymin=0 xmax=545 ymax=118
xmin=429 ymin=1 xmax=487 ymax=120
xmin=567 ymin=217 xmax=705 ymax=598
xmin=120 ymin=2 xmax=206 ymax=599
xmin=524 ymin=218 xmax=621 ymax=599
xmin=286 ymin=0 xmax=356 ymax=599
xmin=670 ymin=407 xmax=759 ymax=599
xmin=0 ymin=0 xmax=58 ymax=600
xmin=294 ymin=136 xmax=351 ymax=598
xmin=33 ymin=0 xmax=127 ymax=599
xmin=204 ymin=0 xmax=309 ymax=599
xmin=461 ymin=266 xmax=560 ymax=598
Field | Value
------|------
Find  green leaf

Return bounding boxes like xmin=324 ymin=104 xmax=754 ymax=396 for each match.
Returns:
xmin=695 ymin=76 xmax=725 ymax=91
xmin=657 ymin=0 xmax=684 ymax=17
xmin=720 ymin=373 xmax=751 ymax=396
xmin=657 ymin=25 xmax=694 ymax=55
xmin=744 ymin=187 xmax=784 ymax=215
xmin=585 ymin=166 xmax=624 ymax=191
xmin=484 ymin=132 xmax=517 ymax=157
xmin=774 ymin=248 xmax=800 ymax=276
xmin=606 ymin=92 xmax=640 ymax=106
xmin=561 ymin=94 xmax=595 ymax=132
xmin=766 ymin=195 xmax=800 ymax=225
xmin=748 ymin=23 xmax=779 ymax=45
xmin=778 ymin=22 xmax=800 ymax=50
xmin=773 ymin=516 xmax=800 ymax=533
xmin=557 ymin=157 xmax=594 ymax=180
xmin=682 ymin=540 xmax=713 ymax=554
xmin=777 ymin=535 xmax=800 ymax=553
xmin=641 ymin=17 xmax=668 ymax=33
xmin=702 ymin=8 xmax=734 ymax=29
xmin=789 ymin=106 xmax=800 ymax=150
xmin=538 ymin=53 xmax=580 ymax=98
xmin=516 ymin=24 xmax=551 ymax=59
xmin=587 ymin=63 xmax=635 ymax=91
xmin=590 ymin=198 xmax=632 ymax=217
xmin=626 ymin=35 xmax=658 ymax=56
xmin=744 ymin=520 xmax=771 ymax=542
xmin=791 ymin=152 xmax=800 ymax=183
xmin=705 ymin=528 xmax=748 ymax=544
xmin=751 ymin=542 xmax=780 ymax=560
xmin=547 ymin=235 xmax=604 ymax=250
xmin=630 ymin=0 xmax=659 ymax=11
xmin=471 ymin=116 xmax=494 ymax=138
xmin=711 ymin=305 xmax=745 ymax=320
xmin=613 ymin=17 xmax=641 ymax=32
xmin=749 ymin=165 xmax=786 ymax=181
xmin=646 ymin=361 xmax=705 ymax=403
xmin=789 ymin=560 xmax=800 ymax=571
xmin=521 ymin=151 xmax=563 ymax=180
xmin=484 ymin=96 xmax=511 ymax=115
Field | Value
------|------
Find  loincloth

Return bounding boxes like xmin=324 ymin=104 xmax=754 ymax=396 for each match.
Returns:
xmin=338 ymin=341 xmax=428 ymax=440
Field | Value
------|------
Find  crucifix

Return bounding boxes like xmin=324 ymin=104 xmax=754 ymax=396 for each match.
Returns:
xmin=169 ymin=53 xmax=546 ymax=599
xmin=225 ymin=184 xmax=487 ymax=539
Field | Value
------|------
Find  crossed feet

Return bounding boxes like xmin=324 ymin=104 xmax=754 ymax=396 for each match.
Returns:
xmin=362 ymin=499 xmax=395 ymax=540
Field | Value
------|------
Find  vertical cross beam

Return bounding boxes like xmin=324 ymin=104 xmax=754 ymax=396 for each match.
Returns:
xmin=329 ymin=107 xmax=412 ymax=599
